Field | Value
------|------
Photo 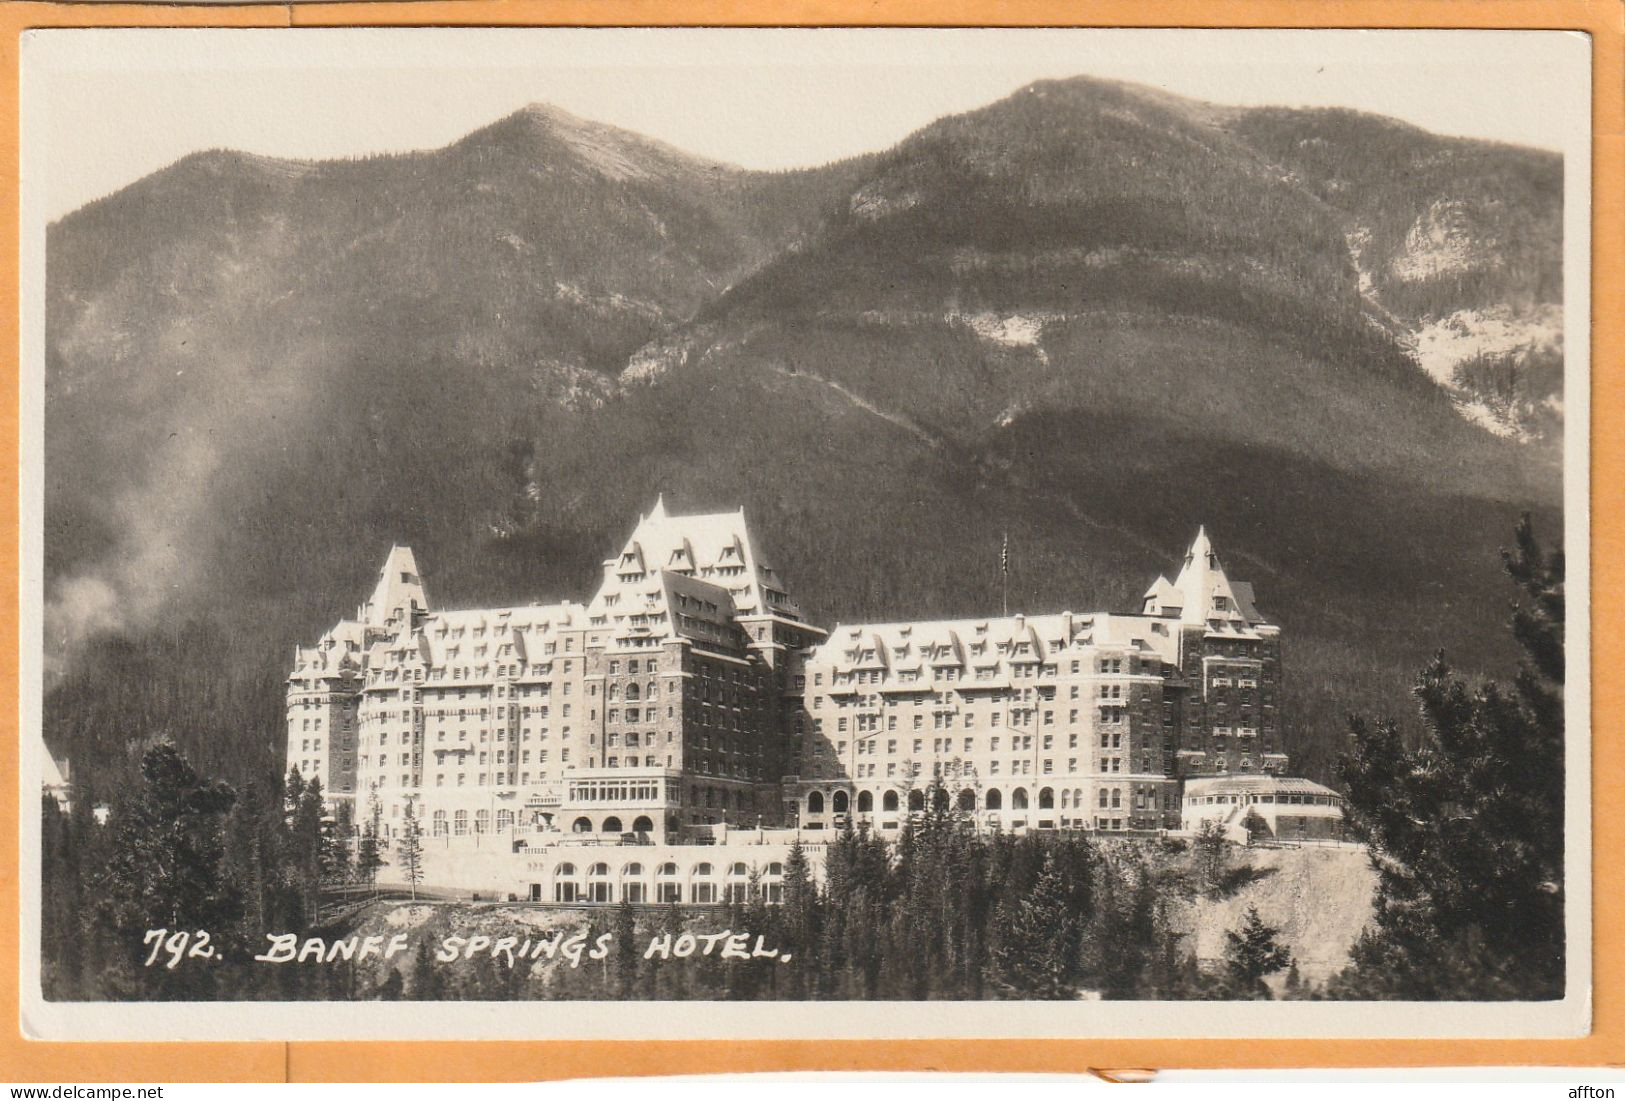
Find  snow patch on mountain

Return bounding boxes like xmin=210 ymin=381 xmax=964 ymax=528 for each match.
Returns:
xmin=1404 ymin=305 xmax=1563 ymax=441
xmin=1408 ymin=305 xmax=1562 ymax=387
xmin=959 ymin=311 xmax=1046 ymax=348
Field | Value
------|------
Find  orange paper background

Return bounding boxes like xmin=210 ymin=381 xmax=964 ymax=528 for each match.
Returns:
xmin=0 ymin=0 xmax=1619 ymax=1080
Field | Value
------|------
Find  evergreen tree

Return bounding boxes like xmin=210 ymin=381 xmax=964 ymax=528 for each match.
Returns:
xmin=225 ymin=780 xmax=270 ymax=938
xmin=780 ymin=840 xmax=820 ymax=999
xmin=1282 ymin=960 xmax=1307 ymax=1000
xmin=612 ymin=899 xmax=640 ymax=1000
xmin=1334 ymin=514 xmax=1564 ymax=1000
xmin=283 ymin=767 xmax=306 ymax=826
xmin=291 ymin=777 xmax=325 ymax=922
xmin=356 ymin=827 xmax=383 ymax=897
xmin=355 ymin=794 xmax=384 ymax=897
xmin=398 ymin=802 xmax=425 ymax=900
xmin=988 ymin=853 xmax=1079 ymax=999
xmin=375 ymin=967 xmax=405 ymax=1001
xmin=651 ymin=903 xmax=687 ymax=1000
xmin=321 ymin=800 xmax=354 ymax=886
xmin=93 ymin=741 xmax=244 ymax=997
xmin=1224 ymin=905 xmax=1292 ymax=999
xmin=40 ymin=794 xmax=85 ymax=998
xmin=1193 ymin=819 xmax=1228 ymax=896
xmin=409 ymin=937 xmax=443 ymax=999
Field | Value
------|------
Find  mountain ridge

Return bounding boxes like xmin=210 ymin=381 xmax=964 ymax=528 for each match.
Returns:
xmin=43 ymin=76 xmax=1564 ymax=794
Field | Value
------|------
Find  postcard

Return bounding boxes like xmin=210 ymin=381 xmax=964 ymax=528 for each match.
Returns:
xmin=16 ymin=25 xmax=1593 ymax=1042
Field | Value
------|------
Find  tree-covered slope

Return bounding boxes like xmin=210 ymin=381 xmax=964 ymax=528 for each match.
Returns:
xmin=42 ymin=78 xmax=1563 ymax=794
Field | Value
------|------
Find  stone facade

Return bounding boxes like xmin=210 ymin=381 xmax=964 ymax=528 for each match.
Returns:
xmin=289 ymin=505 xmax=1290 ymax=846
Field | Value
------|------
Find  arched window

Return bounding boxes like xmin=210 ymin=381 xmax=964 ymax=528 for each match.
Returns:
xmin=657 ymin=863 xmax=682 ymax=904
xmin=985 ymin=788 xmax=1003 ymax=810
xmin=957 ymin=788 xmax=976 ymax=812
xmin=609 ymin=684 xmax=620 ymax=701
xmin=553 ymin=862 xmax=579 ymax=903
xmin=857 ymin=791 xmax=874 ymax=813
xmin=807 ymin=791 xmax=825 ymax=814
xmin=573 ymin=816 xmax=593 ymax=833
xmin=690 ymin=863 xmax=717 ymax=904
xmin=626 ymin=683 xmax=641 ymax=701
xmin=454 ymin=809 xmax=469 ymax=835
xmin=1012 ymin=787 xmax=1029 ymax=811
xmin=832 ymin=790 xmax=849 ymax=813
xmin=882 ymin=790 xmax=899 ymax=812
xmin=475 ymin=809 xmax=490 ymax=833
xmin=1061 ymin=790 xmax=1071 ymax=810
xmin=647 ymin=681 xmax=658 ymax=699
xmin=763 ymin=862 xmax=785 ymax=905
xmin=496 ymin=809 xmax=513 ymax=831
xmin=602 ymin=815 xmax=623 ymax=834
xmin=726 ymin=862 xmax=751 ymax=904
xmin=622 ymin=863 xmax=646 ymax=903
xmin=1110 ymin=788 xmax=1121 ymax=808
xmin=1039 ymin=787 xmax=1054 ymax=810
xmin=632 ymin=815 xmax=654 ymax=834
xmin=1074 ymin=788 xmax=1084 ymax=811
xmin=908 ymin=789 xmax=925 ymax=812
xmin=588 ymin=862 xmax=612 ymax=903
xmin=433 ymin=810 xmax=448 ymax=836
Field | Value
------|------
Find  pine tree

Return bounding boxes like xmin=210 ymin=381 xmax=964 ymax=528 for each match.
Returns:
xmin=652 ymin=902 xmax=687 ymax=999
xmin=1334 ymin=513 xmax=1564 ymax=1000
xmin=93 ymin=741 xmax=244 ymax=997
xmin=1193 ymin=819 xmax=1228 ymax=896
xmin=1224 ymin=905 xmax=1292 ymax=999
xmin=356 ymin=827 xmax=382 ymax=897
xmin=409 ymin=936 xmax=443 ymax=1000
xmin=780 ymin=840 xmax=819 ymax=999
xmin=355 ymin=795 xmax=384 ymax=897
xmin=292 ymin=777 xmax=325 ymax=922
xmin=40 ymin=794 xmax=85 ymax=998
xmin=397 ymin=801 xmax=425 ymax=899
xmin=612 ymin=899 xmax=640 ymax=999
xmin=320 ymin=800 xmax=354 ymax=886
xmin=988 ymin=853 xmax=1079 ymax=999
xmin=283 ymin=767 xmax=306 ymax=827
xmin=375 ymin=967 xmax=405 ymax=1001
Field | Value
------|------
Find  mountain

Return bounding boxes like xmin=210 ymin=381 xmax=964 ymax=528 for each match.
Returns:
xmin=42 ymin=79 xmax=1563 ymax=790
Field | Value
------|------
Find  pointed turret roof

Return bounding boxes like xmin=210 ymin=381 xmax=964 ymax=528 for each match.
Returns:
xmin=1142 ymin=528 xmax=1268 ymax=630
xmin=589 ymin=496 xmax=803 ymax=621
xmin=361 ymin=545 xmax=428 ymax=629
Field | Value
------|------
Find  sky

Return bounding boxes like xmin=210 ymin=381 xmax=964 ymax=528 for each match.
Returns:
xmin=23 ymin=27 xmax=1590 ymax=222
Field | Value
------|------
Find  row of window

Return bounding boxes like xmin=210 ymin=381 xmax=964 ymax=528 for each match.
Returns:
xmin=545 ymin=861 xmax=780 ymax=905
xmin=801 ymin=655 xmax=1141 ymax=689
xmin=802 ymin=783 xmax=1169 ymax=814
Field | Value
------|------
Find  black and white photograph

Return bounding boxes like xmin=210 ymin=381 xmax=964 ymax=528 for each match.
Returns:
xmin=18 ymin=27 xmax=1591 ymax=1040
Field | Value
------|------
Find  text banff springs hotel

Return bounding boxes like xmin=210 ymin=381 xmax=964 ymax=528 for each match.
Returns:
xmin=287 ymin=499 xmax=1349 ymax=900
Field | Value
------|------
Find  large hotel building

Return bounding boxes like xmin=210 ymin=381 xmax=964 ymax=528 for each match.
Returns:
xmin=287 ymin=500 xmax=1290 ymax=849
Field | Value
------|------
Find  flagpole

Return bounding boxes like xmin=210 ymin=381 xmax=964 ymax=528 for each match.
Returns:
xmin=1001 ymin=531 xmax=1009 ymax=617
